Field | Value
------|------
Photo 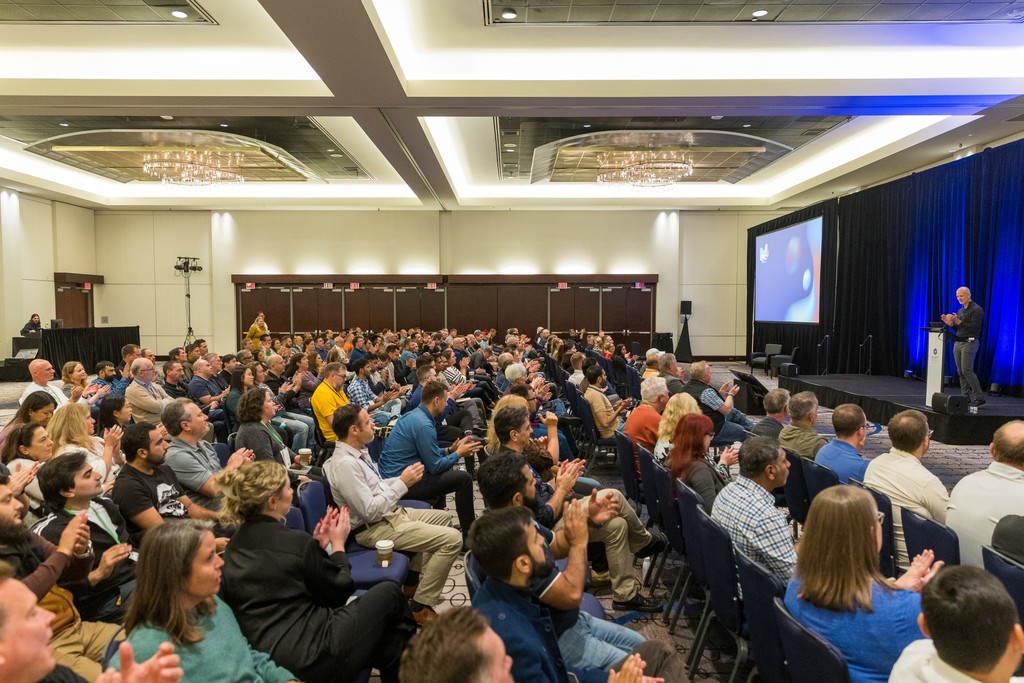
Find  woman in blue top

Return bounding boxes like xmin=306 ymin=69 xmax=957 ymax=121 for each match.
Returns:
xmin=784 ymin=485 xmax=943 ymax=683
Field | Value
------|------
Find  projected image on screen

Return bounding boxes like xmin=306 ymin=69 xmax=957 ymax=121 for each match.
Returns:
xmin=754 ymin=216 xmax=823 ymax=323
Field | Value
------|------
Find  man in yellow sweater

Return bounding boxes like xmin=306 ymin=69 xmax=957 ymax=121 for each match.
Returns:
xmin=311 ymin=361 xmax=349 ymax=442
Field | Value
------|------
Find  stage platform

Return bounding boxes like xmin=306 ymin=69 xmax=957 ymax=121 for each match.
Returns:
xmin=779 ymin=374 xmax=1024 ymax=446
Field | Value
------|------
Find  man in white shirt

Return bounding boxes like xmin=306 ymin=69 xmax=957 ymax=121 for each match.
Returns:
xmin=946 ymin=420 xmax=1024 ymax=567
xmin=323 ymin=404 xmax=462 ymax=627
xmin=865 ymin=409 xmax=949 ymax=571
xmin=890 ymin=565 xmax=1024 ymax=683
xmin=19 ymin=359 xmax=92 ymax=406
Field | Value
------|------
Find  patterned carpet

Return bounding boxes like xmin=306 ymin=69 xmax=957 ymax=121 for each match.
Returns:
xmin=0 ymin=363 xmax=994 ymax=681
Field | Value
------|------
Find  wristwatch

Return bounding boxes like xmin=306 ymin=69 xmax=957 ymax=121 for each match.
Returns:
xmin=74 ymin=541 xmax=94 ymax=559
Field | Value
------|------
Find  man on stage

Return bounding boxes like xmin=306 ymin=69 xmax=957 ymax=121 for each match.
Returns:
xmin=941 ymin=286 xmax=986 ymax=409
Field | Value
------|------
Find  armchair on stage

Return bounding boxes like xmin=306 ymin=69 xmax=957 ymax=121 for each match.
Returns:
xmin=749 ymin=343 xmax=782 ymax=375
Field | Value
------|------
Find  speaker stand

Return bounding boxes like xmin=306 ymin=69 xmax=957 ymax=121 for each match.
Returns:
xmin=675 ymin=316 xmax=693 ymax=363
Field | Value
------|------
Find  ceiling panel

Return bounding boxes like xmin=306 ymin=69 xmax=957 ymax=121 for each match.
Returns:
xmin=0 ymin=0 xmax=210 ymax=22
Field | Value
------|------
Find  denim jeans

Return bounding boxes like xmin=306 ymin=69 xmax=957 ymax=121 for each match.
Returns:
xmin=275 ymin=411 xmax=315 ymax=451
xmin=953 ymin=339 xmax=983 ymax=401
xmin=557 ymin=610 xmax=646 ymax=670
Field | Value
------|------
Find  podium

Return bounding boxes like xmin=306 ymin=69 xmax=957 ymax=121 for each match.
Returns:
xmin=923 ymin=326 xmax=946 ymax=406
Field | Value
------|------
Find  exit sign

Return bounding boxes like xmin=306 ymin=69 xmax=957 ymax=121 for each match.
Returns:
xmin=350 ymin=282 xmax=359 ymax=290
xmin=634 ymin=282 xmax=645 ymax=289
xmin=323 ymin=282 xmax=332 ymax=289
xmin=557 ymin=282 xmax=568 ymax=289
xmin=426 ymin=282 xmax=437 ymax=290
xmin=245 ymin=282 xmax=255 ymax=290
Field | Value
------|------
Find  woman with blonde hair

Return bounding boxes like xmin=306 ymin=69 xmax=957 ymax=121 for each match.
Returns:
xmin=652 ymin=393 xmax=700 ymax=463
xmin=48 ymin=402 xmax=122 ymax=484
xmin=784 ymin=485 xmax=943 ymax=683
xmin=60 ymin=361 xmax=106 ymax=406
xmin=216 ymin=462 xmax=413 ymax=683
xmin=116 ymin=519 xmax=298 ymax=682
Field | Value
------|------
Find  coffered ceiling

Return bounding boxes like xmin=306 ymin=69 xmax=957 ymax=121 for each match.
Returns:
xmin=0 ymin=0 xmax=1021 ymax=210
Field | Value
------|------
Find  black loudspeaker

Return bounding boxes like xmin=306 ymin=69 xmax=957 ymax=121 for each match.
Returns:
xmin=777 ymin=363 xmax=799 ymax=377
xmin=680 ymin=300 xmax=692 ymax=316
xmin=931 ymin=393 xmax=967 ymax=415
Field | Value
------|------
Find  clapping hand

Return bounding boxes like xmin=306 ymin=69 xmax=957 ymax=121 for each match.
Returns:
xmin=895 ymin=549 xmax=944 ymax=592
xmin=561 ymin=499 xmax=589 ymax=548
xmin=226 ymin=448 xmax=255 ymax=470
xmin=719 ymin=446 xmax=740 ymax=467
xmin=313 ymin=506 xmax=351 ymax=551
xmin=9 ymin=461 xmax=39 ymax=497
xmin=103 ymin=425 xmax=124 ymax=450
xmin=96 ymin=641 xmax=183 ymax=683
xmin=587 ymin=489 xmax=620 ymax=526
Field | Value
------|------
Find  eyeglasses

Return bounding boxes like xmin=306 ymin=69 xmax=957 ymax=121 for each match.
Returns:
xmin=875 ymin=511 xmax=886 ymax=525
xmin=927 ymin=429 xmax=934 ymax=439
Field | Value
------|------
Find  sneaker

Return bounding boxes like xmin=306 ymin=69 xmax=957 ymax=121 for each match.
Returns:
xmin=972 ymin=398 xmax=987 ymax=408
xmin=613 ymin=593 xmax=666 ymax=613
xmin=412 ymin=605 xmax=438 ymax=627
xmin=636 ymin=530 xmax=668 ymax=559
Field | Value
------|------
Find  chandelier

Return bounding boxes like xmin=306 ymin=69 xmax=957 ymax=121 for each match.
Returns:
xmin=595 ymin=150 xmax=694 ymax=187
xmin=141 ymin=148 xmax=245 ymax=186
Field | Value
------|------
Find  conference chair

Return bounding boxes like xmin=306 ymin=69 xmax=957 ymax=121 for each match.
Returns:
xmin=749 ymin=343 xmax=782 ymax=376
xmin=849 ymin=480 xmax=897 ymax=578
xmin=466 ymin=551 xmax=606 ymax=620
xmin=773 ymin=598 xmax=851 ymax=683
xmin=693 ymin=507 xmax=749 ymax=683
xmin=213 ymin=441 xmax=230 ymax=468
xmin=983 ymin=546 xmax=1024 ymax=622
xmin=284 ymin=506 xmax=305 ymax=531
xmin=613 ymin=430 xmax=642 ymax=513
xmin=770 ymin=347 xmax=800 ymax=378
xmin=735 ymin=550 xmax=788 ymax=683
xmin=296 ymin=480 xmax=328 ymax=535
xmin=574 ymin=395 xmax=616 ymax=468
xmin=650 ymin=463 xmax=691 ymax=630
xmin=903 ymin=508 xmax=960 ymax=567
xmin=802 ymin=459 xmax=840 ymax=504
xmin=675 ymin=482 xmax=712 ymax=662
xmin=782 ymin=449 xmax=810 ymax=533
xmin=631 ymin=341 xmax=642 ymax=358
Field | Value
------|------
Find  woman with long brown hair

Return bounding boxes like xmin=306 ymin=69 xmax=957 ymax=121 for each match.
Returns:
xmin=667 ymin=413 xmax=732 ymax=511
xmin=116 ymin=520 xmax=298 ymax=682
xmin=783 ymin=485 xmax=943 ymax=683
xmin=60 ymin=361 xmax=107 ymax=406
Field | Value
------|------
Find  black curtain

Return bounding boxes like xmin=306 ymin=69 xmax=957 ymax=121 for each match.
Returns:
xmin=746 ymin=200 xmax=839 ymax=375
xmin=39 ymin=327 xmax=140 ymax=372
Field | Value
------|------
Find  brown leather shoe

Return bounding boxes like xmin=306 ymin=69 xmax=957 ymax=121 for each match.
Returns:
xmin=412 ymin=605 xmax=437 ymax=627
xmin=402 ymin=584 xmax=418 ymax=601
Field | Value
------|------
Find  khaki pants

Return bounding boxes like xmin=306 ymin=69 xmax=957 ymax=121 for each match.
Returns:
xmin=51 ymin=619 xmax=121 ymax=681
xmin=557 ymin=488 xmax=652 ymax=602
xmin=355 ymin=507 xmax=462 ymax=608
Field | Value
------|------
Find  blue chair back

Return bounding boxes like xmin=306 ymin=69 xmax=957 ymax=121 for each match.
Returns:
xmin=636 ymin=445 xmax=663 ymax=528
xmin=903 ymin=507 xmax=960 ymax=567
xmin=850 ymin=480 xmax=897 ymax=577
xmin=651 ymin=462 xmax=685 ymax=558
xmin=574 ymin=393 xmax=599 ymax=442
xmin=803 ymin=459 xmax=840 ymax=504
xmin=613 ymin=430 xmax=641 ymax=508
xmin=367 ymin=436 xmax=383 ymax=462
xmin=631 ymin=341 xmax=642 ymax=358
xmin=627 ymin=366 xmax=642 ymax=401
xmin=296 ymin=480 xmax=328 ymax=535
xmin=695 ymin=507 xmax=744 ymax=634
xmin=675 ymin=480 xmax=708 ymax=587
xmin=773 ymin=597 xmax=852 ymax=683
xmin=564 ymin=380 xmax=581 ymax=415
xmin=465 ymin=551 xmax=484 ymax=598
xmin=213 ymin=442 xmax=230 ymax=468
xmin=226 ymin=432 xmax=237 ymax=452
xmin=782 ymin=449 xmax=810 ymax=525
xmin=735 ymin=551 xmax=788 ymax=683
xmin=983 ymin=546 xmax=1024 ymax=621
xmin=284 ymin=507 xmax=305 ymax=531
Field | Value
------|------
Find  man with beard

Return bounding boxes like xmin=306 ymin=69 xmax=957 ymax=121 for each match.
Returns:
xmin=468 ymin=507 xmax=682 ymax=683
xmin=0 ymin=471 xmax=122 ymax=681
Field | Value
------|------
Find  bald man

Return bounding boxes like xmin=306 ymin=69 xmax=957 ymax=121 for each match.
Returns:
xmin=941 ymin=286 xmax=985 ymax=409
xmin=18 ymin=359 xmax=92 ymax=407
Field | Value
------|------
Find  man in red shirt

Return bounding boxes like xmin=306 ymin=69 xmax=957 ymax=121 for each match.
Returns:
xmin=623 ymin=377 xmax=669 ymax=477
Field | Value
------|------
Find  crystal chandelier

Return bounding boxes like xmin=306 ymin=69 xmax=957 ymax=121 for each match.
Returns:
xmin=595 ymin=150 xmax=694 ymax=187
xmin=141 ymin=148 xmax=245 ymax=186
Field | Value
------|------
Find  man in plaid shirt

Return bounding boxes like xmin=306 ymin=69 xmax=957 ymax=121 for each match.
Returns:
xmin=347 ymin=358 xmax=403 ymax=426
xmin=711 ymin=436 xmax=796 ymax=582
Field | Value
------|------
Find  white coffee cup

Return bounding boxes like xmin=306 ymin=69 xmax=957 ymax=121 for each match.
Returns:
xmin=298 ymin=448 xmax=312 ymax=465
xmin=375 ymin=539 xmax=395 ymax=568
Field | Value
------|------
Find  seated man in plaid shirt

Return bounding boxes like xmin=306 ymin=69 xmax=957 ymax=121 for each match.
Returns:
xmin=347 ymin=358 xmax=403 ymax=426
xmin=711 ymin=435 xmax=796 ymax=583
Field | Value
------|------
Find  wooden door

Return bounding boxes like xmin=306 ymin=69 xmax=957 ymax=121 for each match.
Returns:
xmin=54 ymin=285 xmax=91 ymax=328
xmin=625 ymin=286 xmax=654 ymax=349
xmin=317 ymin=289 xmax=343 ymax=332
xmin=420 ymin=287 xmax=446 ymax=330
xmin=497 ymin=286 xmax=547 ymax=339
xmin=447 ymin=285 xmax=497 ymax=332
xmin=344 ymin=288 xmax=370 ymax=330
xmin=291 ymin=288 xmax=319 ymax=335
xmin=368 ymin=287 xmax=395 ymax=331
xmin=549 ymin=287 xmax=574 ymax=336
xmin=574 ymin=286 xmax=601 ymax=333
xmin=395 ymin=288 xmax=421 ymax=330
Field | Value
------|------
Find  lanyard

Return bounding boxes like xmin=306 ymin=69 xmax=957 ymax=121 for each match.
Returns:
xmin=67 ymin=503 xmax=120 ymax=544
xmin=262 ymin=422 xmax=286 ymax=446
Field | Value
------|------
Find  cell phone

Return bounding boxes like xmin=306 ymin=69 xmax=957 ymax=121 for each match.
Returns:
xmin=128 ymin=551 xmax=139 ymax=562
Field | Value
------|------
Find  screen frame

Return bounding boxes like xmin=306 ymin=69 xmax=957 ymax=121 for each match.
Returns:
xmin=752 ymin=214 xmax=824 ymax=325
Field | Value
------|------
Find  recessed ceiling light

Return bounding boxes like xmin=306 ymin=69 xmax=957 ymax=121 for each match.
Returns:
xmin=159 ymin=115 xmax=174 ymax=120
xmin=326 ymin=148 xmax=335 ymax=152
xmin=582 ymin=123 xmax=592 ymax=128
xmin=710 ymin=115 xmax=724 ymax=120
xmin=752 ymin=9 xmax=768 ymax=17
xmin=502 ymin=148 xmax=515 ymax=153
xmin=501 ymin=8 xmax=518 ymax=20
xmin=58 ymin=122 xmax=69 ymax=127
xmin=170 ymin=10 xmax=188 ymax=19
xmin=219 ymin=123 xmax=229 ymax=128
xmin=742 ymin=124 xmax=751 ymax=128
xmin=330 ymin=153 xmax=343 ymax=158
xmin=503 ymin=143 xmax=517 ymax=149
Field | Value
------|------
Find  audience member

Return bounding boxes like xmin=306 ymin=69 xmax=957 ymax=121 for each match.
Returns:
xmin=217 ymin=461 xmax=414 ymax=683
xmin=348 ymin=358 xmax=403 ymax=426
xmin=33 ymin=451 xmax=135 ymax=622
xmin=778 ymin=391 xmax=828 ymax=458
xmin=0 ymin=559 xmax=183 ymax=683
xmin=480 ymin=408 xmax=666 ymax=613
xmin=669 ymin=413 xmax=736 ymax=511
xmin=181 ymin=344 xmax=200 ymax=383
xmin=233 ymin=387 xmax=313 ymax=488
xmin=891 ymin=565 xmax=1024 ymax=683
xmin=567 ymin=352 xmax=586 ymax=387
xmin=377 ymin=381 xmax=480 ymax=538
xmin=325 ymin=404 xmax=462 ymax=626
xmin=398 ymin=606 xmax=515 ymax=683
xmin=750 ymin=388 xmax=790 ymax=439
xmin=683 ymin=361 xmax=756 ymax=446
xmin=125 ymin=357 xmax=173 ymax=425
xmin=49 ymin=402 xmax=122 ymax=484
xmin=657 ymin=353 xmax=687 ymax=395
xmin=116 ymin=344 xmax=142 ymax=375
xmin=60 ymin=361 xmax=107 ymax=406
xmin=0 ymin=470 xmax=120 ymax=680
xmin=947 ymin=420 xmax=1024 ymax=567
xmin=160 ymin=360 xmax=189 ymax=400
xmin=245 ymin=312 xmax=270 ymax=344
xmin=0 ymin=390 xmax=56 ymax=453
xmin=583 ymin=365 xmax=630 ymax=440
xmin=865 ymin=409 xmax=949 ymax=571
xmin=91 ymin=360 xmax=130 ymax=396
xmin=21 ymin=313 xmax=42 ymax=336
xmin=623 ymin=376 xmax=668 ymax=456
xmin=97 ymin=394 xmax=133 ymax=437
xmin=469 ymin=507 xmax=680 ymax=683
xmin=651 ymin=392 xmax=700 ymax=463
xmin=641 ymin=348 xmax=661 ymax=379
xmin=21 ymin=359 xmax=78 ymax=406
xmin=185 ymin=358 xmax=229 ymax=440
xmin=784 ymin=485 xmax=942 ymax=683
xmin=223 ymin=364 xmax=253 ymax=426
xmin=992 ymin=514 xmax=1024 ymax=564
xmin=3 ymin=423 xmax=54 ymax=520
xmin=115 ymin=520 xmax=298 ymax=682
xmin=162 ymin=399 xmax=253 ymax=511
xmin=310 ymin=361 xmax=349 ymax=442
xmin=110 ymin=422 xmax=220 ymax=546
xmin=814 ymin=403 xmax=870 ymax=483
xmin=712 ymin=436 xmax=795 ymax=581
